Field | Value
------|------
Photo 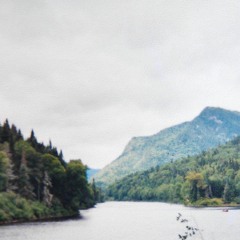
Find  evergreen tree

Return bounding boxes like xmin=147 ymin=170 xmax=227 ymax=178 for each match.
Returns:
xmin=1 ymin=119 xmax=10 ymax=143
xmin=59 ymin=150 xmax=66 ymax=167
xmin=28 ymin=130 xmax=38 ymax=149
xmin=16 ymin=130 xmax=23 ymax=141
xmin=6 ymin=157 xmax=17 ymax=192
xmin=10 ymin=124 xmax=18 ymax=137
xmin=0 ymin=151 xmax=8 ymax=191
xmin=42 ymin=171 xmax=53 ymax=207
xmin=18 ymin=150 xmax=36 ymax=200
xmin=48 ymin=140 xmax=52 ymax=150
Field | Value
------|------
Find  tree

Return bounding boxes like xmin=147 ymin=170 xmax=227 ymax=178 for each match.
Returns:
xmin=41 ymin=153 xmax=65 ymax=201
xmin=18 ymin=150 xmax=36 ymax=200
xmin=0 ymin=151 xmax=8 ymax=191
xmin=223 ymin=180 xmax=235 ymax=203
xmin=6 ymin=157 xmax=17 ymax=192
xmin=208 ymin=175 xmax=223 ymax=198
xmin=91 ymin=178 xmax=101 ymax=202
xmin=1 ymin=119 xmax=11 ymax=143
xmin=16 ymin=130 xmax=23 ymax=141
xmin=185 ymin=172 xmax=205 ymax=202
xmin=58 ymin=150 xmax=66 ymax=167
xmin=28 ymin=130 xmax=38 ymax=149
xmin=65 ymin=160 xmax=95 ymax=210
xmin=42 ymin=171 xmax=53 ymax=207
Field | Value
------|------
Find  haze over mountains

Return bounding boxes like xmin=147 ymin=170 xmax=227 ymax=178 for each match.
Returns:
xmin=94 ymin=107 xmax=240 ymax=185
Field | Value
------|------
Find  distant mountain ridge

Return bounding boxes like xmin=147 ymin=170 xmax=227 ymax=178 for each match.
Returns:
xmin=87 ymin=168 xmax=100 ymax=181
xmin=94 ymin=107 xmax=240 ymax=185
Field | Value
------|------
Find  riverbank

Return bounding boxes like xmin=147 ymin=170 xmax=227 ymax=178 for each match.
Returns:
xmin=107 ymin=198 xmax=240 ymax=208
xmin=184 ymin=197 xmax=240 ymax=208
xmin=0 ymin=212 xmax=81 ymax=226
xmin=0 ymin=192 xmax=81 ymax=225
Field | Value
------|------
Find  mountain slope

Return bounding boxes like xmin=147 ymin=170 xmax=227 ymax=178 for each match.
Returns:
xmin=95 ymin=107 xmax=240 ymax=185
xmin=106 ymin=136 xmax=240 ymax=205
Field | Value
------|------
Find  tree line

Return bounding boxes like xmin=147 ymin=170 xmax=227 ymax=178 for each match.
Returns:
xmin=106 ymin=136 xmax=240 ymax=206
xmin=0 ymin=119 xmax=102 ymax=222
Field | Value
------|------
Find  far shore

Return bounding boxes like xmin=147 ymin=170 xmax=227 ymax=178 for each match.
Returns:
xmin=187 ymin=204 xmax=240 ymax=209
xmin=106 ymin=199 xmax=240 ymax=209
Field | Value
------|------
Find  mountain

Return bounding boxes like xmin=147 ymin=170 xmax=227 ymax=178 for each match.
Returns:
xmin=95 ymin=107 xmax=240 ymax=185
xmin=87 ymin=168 xmax=100 ymax=181
xmin=106 ymin=136 xmax=240 ymax=206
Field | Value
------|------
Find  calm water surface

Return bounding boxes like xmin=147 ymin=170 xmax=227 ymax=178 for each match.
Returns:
xmin=0 ymin=202 xmax=239 ymax=240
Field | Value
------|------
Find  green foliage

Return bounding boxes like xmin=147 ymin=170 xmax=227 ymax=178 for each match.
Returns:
xmin=0 ymin=192 xmax=73 ymax=222
xmin=95 ymin=107 xmax=240 ymax=185
xmin=186 ymin=172 xmax=205 ymax=202
xmin=64 ymin=160 xmax=95 ymax=210
xmin=0 ymin=151 xmax=9 ymax=191
xmin=0 ymin=192 xmax=46 ymax=221
xmin=0 ymin=119 xmax=99 ymax=223
xmin=193 ymin=198 xmax=223 ymax=207
xmin=106 ymin=136 xmax=240 ymax=206
xmin=18 ymin=159 xmax=36 ymax=200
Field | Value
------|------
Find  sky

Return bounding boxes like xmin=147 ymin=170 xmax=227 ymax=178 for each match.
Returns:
xmin=0 ymin=0 xmax=240 ymax=169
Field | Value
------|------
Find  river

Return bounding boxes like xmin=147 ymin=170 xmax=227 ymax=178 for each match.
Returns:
xmin=0 ymin=202 xmax=239 ymax=240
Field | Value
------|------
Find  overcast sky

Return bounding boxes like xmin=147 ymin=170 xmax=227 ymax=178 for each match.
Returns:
xmin=0 ymin=0 xmax=240 ymax=168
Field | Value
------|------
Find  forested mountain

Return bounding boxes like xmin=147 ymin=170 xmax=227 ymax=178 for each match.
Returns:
xmin=0 ymin=119 xmax=101 ymax=223
xmin=95 ymin=107 xmax=240 ymax=185
xmin=106 ymin=136 xmax=240 ymax=206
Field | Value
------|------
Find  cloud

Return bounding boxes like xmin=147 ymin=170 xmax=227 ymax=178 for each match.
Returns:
xmin=0 ymin=0 xmax=240 ymax=168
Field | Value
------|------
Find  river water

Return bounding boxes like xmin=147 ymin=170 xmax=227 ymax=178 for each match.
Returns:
xmin=0 ymin=202 xmax=239 ymax=240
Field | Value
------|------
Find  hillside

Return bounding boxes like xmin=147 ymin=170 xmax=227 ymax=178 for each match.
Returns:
xmin=95 ymin=107 xmax=240 ymax=185
xmin=106 ymin=136 xmax=240 ymax=206
xmin=0 ymin=119 xmax=100 ymax=223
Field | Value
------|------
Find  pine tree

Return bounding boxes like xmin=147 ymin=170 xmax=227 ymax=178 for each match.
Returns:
xmin=18 ymin=150 xmax=36 ymax=200
xmin=42 ymin=171 xmax=53 ymax=207
xmin=48 ymin=140 xmax=52 ymax=150
xmin=1 ymin=119 xmax=10 ymax=143
xmin=59 ymin=150 xmax=66 ymax=167
xmin=28 ymin=130 xmax=38 ymax=149
xmin=10 ymin=124 xmax=18 ymax=141
xmin=59 ymin=150 xmax=63 ymax=161
xmin=0 ymin=151 xmax=8 ymax=191
xmin=8 ymin=134 xmax=15 ymax=158
xmin=16 ymin=130 xmax=23 ymax=141
xmin=6 ymin=157 xmax=17 ymax=192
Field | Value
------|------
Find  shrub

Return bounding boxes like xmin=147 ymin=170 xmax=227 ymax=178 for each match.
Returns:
xmin=194 ymin=198 xmax=223 ymax=206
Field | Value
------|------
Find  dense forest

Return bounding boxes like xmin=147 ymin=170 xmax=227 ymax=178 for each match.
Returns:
xmin=94 ymin=107 xmax=240 ymax=185
xmin=106 ymin=137 xmax=240 ymax=206
xmin=0 ymin=119 xmax=102 ymax=223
